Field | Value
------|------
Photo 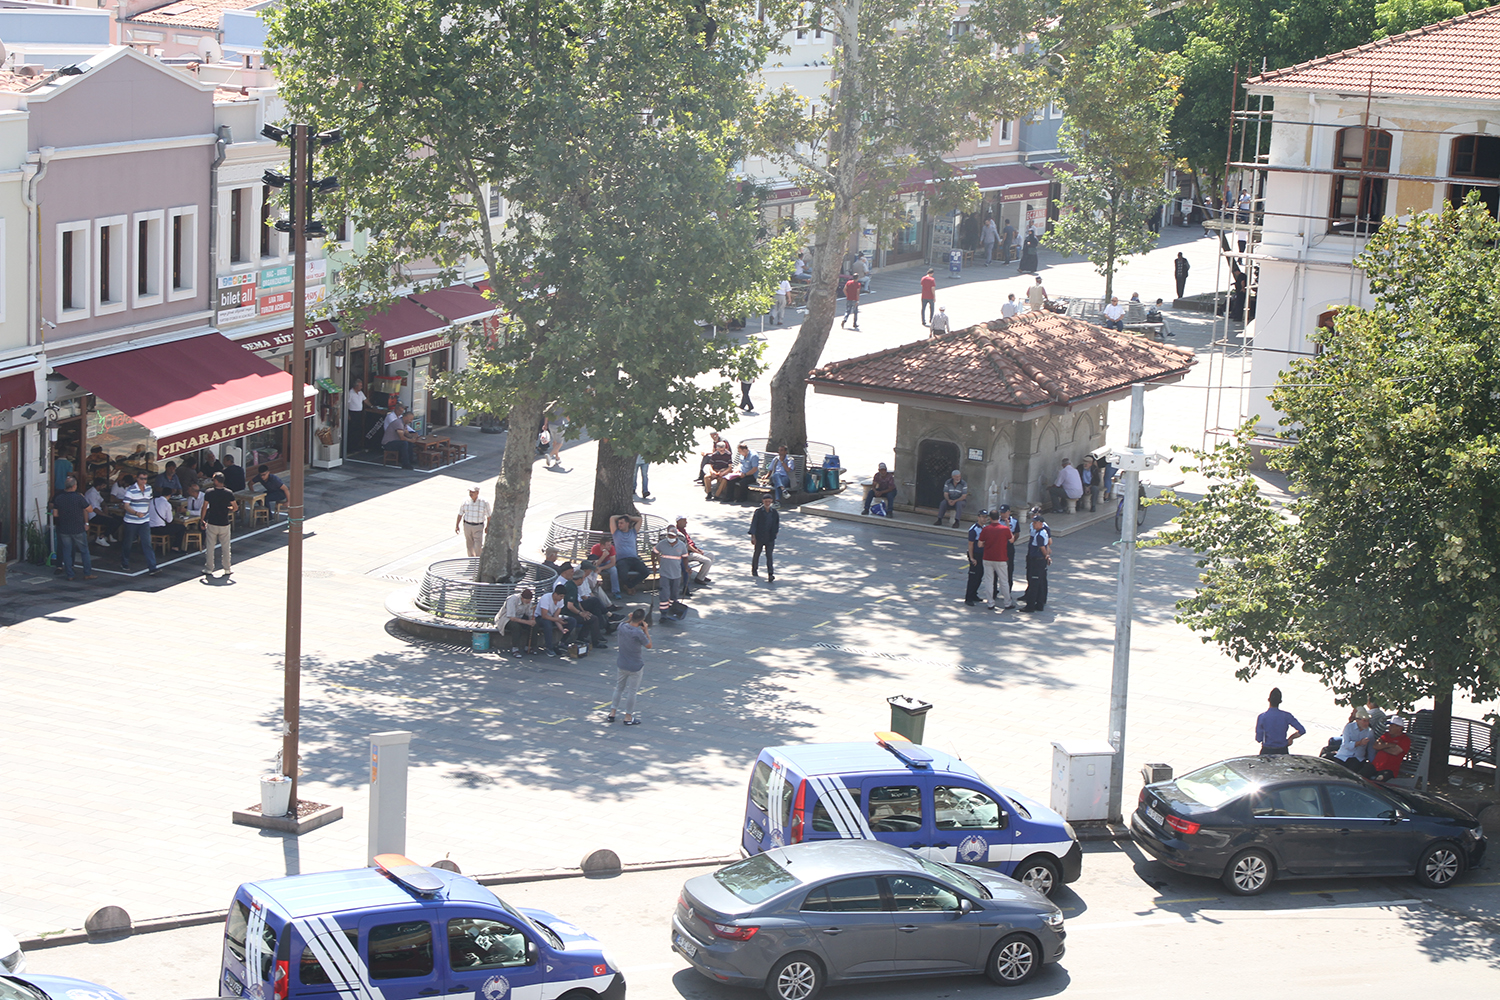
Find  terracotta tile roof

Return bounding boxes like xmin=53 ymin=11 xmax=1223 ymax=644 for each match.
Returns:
xmin=807 ymin=312 xmax=1195 ymax=413
xmin=1248 ymin=4 xmax=1500 ymax=101
xmin=127 ymin=0 xmax=263 ymax=31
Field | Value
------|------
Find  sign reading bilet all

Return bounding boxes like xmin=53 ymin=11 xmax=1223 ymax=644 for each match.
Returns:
xmin=216 ymin=273 xmax=258 ymax=325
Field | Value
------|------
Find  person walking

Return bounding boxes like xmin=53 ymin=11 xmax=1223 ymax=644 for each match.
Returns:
xmin=1000 ymin=218 xmax=1016 ymax=264
xmin=119 ymin=471 xmax=159 ymax=576
xmin=201 ymin=472 xmax=239 ymax=578
xmin=1020 ymin=512 xmax=1051 ymax=612
xmin=454 ymin=485 xmax=491 ymax=558
xmin=1017 ymin=228 xmax=1040 ymax=273
xmin=51 ymin=476 xmax=96 ymax=582
xmin=1026 ymin=275 xmax=1048 ymax=312
xmin=841 ymin=276 xmax=861 ymax=329
xmin=1174 ymin=252 xmax=1190 ymax=299
xmin=607 ymin=608 xmax=651 ymax=725
xmin=739 ymin=379 xmax=754 ymax=412
xmin=749 ymin=493 xmax=780 ymax=582
xmin=928 ymin=306 xmax=952 ymax=336
xmin=920 ymin=268 xmax=937 ymax=326
xmin=634 ymin=454 xmax=651 ymax=499
xmin=1254 ymin=687 xmax=1306 ymax=755
xmin=964 ymin=509 xmax=990 ymax=606
xmin=980 ymin=216 xmax=999 ymax=266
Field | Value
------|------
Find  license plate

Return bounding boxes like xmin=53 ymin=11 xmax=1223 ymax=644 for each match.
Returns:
xmin=1146 ymin=806 xmax=1164 ymax=828
xmin=675 ymin=932 xmax=698 ymax=958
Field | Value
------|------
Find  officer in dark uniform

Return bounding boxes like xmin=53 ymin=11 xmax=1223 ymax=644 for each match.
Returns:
xmin=964 ymin=509 xmax=990 ymax=606
xmin=1021 ymin=512 xmax=1052 ymax=612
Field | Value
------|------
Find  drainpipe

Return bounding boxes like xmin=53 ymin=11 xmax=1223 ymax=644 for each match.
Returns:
xmin=21 ymin=146 xmax=53 ymax=351
xmin=208 ymin=124 xmax=231 ymax=317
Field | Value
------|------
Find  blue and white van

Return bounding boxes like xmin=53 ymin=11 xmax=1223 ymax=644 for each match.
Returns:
xmin=220 ymin=854 xmax=625 ymax=1000
xmin=741 ymin=737 xmax=1082 ymax=896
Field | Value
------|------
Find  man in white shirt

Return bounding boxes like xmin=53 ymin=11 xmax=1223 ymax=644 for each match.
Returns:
xmin=1000 ymin=293 xmax=1020 ymax=319
xmin=535 ymin=584 xmax=576 ymax=657
xmin=1101 ymin=295 xmax=1125 ymax=331
xmin=148 ymin=487 xmax=186 ymax=552
xmin=346 ymin=378 xmax=367 ymax=452
xmin=1049 ymin=458 xmax=1085 ymax=515
xmin=493 ymin=587 xmax=536 ymax=654
xmin=1334 ymin=711 xmax=1376 ymax=770
xmin=454 ymin=485 xmax=491 ymax=557
xmin=773 ymin=277 xmax=791 ymax=325
xmin=84 ymin=477 xmax=119 ymax=546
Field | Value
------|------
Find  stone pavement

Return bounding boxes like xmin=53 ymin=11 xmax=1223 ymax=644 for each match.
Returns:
xmin=2 ymin=231 xmax=1491 ymax=942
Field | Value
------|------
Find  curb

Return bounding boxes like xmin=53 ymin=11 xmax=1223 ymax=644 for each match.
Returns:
xmin=19 ymin=854 xmax=740 ymax=950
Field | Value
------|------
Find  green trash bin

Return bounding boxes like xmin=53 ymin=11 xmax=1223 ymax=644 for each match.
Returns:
xmin=472 ymin=630 xmax=491 ymax=652
xmin=887 ymin=695 xmax=932 ymax=744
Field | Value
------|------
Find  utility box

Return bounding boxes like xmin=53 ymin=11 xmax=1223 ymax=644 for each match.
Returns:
xmin=887 ymin=696 xmax=932 ymax=744
xmin=1050 ymin=740 xmax=1117 ymax=822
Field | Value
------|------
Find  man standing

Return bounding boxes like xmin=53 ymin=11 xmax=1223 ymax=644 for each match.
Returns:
xmin=1254 ymin=688 xmax=1306 ymax=755
xmin=920 ymin=268 xmax=937 ymax=326
xmin=1026 ymin=275 xmax=1048 ymax=312
xmin=852 ymin=251 xmax=871 ymax=292
xmin=607 ymin=608 xmax=651 ymax=726
xmin=749 ymin=493 xmax=779 ymax=582
xmin=979 ymin=510 xmax=1017 ymax=610
xmin=772 ymin=276 xmax=791 ymax=325
xmin=634 ymin=454 xmax=650 ymax=500
xmin=1049 ymin=458 xmax=1083 ymax=514
xmin=346 ymin=377 xmax=367 ymax=453
xmin=454 ymin=485 xmax=491 ymax=558
xmin=51 ymin=476 xmax=96 ymax=582
xmin=1174 ymin=252 xmax=1190 ymax=299
xmin=654 ymin=525 xmax=689 ymax=620
xmin=611 ymin=513 xmax=650 ymax=593
xmin=1020 ymin=512 xmax=1050 ymax=612
xmin=999 ymin=504 xmax=1019 ymax=586
xmin=841 ymin=276 xmax=861 ymax=330
xmin=1000 ymin=293 xmax=1020 ymax=319
xmin=1101 ymin=296 xmax=1125 ymax=331
xmin=980 ymin=216 xmax=999 ymax=265
xmin=53 ymin=446 xmax=74 ymax=492
xmin=928 ymin=306 xmax=951 ymax=336
xmin=964 ymin=509 xmax=990 ymax=606
xmin=862 ymin=462 xmax=897 ymax=516
xmin=675 ymin=515 xmax=714 ymax=590
xmin=1079 ymin=456 xmax=1100 ymax=512
xmin=933 ymin=469 xmax=968 ymax=527
xmin=1000 ymin=218 xmax=1016 ymax=264
xmin=202 ymin=472 xmax=239 ymax=578
xmin=119 ymin=471 xmax=159 ymax=576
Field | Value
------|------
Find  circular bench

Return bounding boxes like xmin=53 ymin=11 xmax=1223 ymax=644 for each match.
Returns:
xmin=388 ymin=558 xmax=558 ymax=643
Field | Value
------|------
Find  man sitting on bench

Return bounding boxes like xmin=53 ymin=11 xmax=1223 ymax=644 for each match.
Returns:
xmin=611 ymin=513 xmax=651 ymax=593
xmin=1361 ymin=718 xmax=1411 ymax=781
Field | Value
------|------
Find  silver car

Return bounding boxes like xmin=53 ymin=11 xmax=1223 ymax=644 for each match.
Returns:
xmin=671 ymin=840 xmax=1065 ymax=1000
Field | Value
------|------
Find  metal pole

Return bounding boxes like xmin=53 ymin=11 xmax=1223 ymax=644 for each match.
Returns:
xmin=1107 ymin=384 xmax=1145 ymax=823
xmin=281 ymin=123 xmax=309 ymax=813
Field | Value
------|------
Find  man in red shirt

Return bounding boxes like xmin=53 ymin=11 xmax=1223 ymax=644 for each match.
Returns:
xmin=841 ymin=276 xmax=861 ymax=330
xmin=1363 ymin=718 xmax=1412 ymax=781
xmin=978 ymin=510 xmax=1017 ymax=610
xmin=920 ymin=269 xmax=937 ymax=326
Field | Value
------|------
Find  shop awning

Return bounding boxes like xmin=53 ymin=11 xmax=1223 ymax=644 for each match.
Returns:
xmin=972 ymin=163 xmax=1050 ymax=197
xmin=54 ymin=334 xmax=316 ymax=461
xmin=411 ymin=283 xmax=497 ymax=325
xmin=366 ymin=298 xmax=451 ymax=364
xmin=0 ymin=355 xmax=40 ymax=410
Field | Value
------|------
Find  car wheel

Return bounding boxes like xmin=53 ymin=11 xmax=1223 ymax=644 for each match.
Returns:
xmin=1222 ymin=849 xmax=1275 ymax=896
xmin=1013 ymin=855 xmax=1062 ymax=897
xmin=763 ymin=952 xmax=823 ymax=1000
xmin=1415 ymin=842 xmax=1464 ymax=888
xmin=985 ymin=933 xmax=1041 ymax=986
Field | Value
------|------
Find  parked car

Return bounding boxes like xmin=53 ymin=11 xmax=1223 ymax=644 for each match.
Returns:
xmin=1 ymin=973 xmax=130 ymax=1000
xmin=741 ymin=737 xmax=1081 ymax=897
xmin=1131 ymin=754 xmax=1486 ymax=895
xmin=0 ymin=926 xmax=23 ymax=975
xmin=672 ymin=839 xmax=1065 ymax=1000
xmin=221 ymin=854 xmax=624 ymax=1000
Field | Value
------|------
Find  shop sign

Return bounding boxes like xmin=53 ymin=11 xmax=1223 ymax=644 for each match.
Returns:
xmin=154 ymin=394 xmax=316 ymax=460
xmin=259 ymin=283 xmax=327 ymax=317
xmin=216 ymin=272 xmax=258 ymax=324
xmin=1001 ymin=184 xmax=1050 ymax=203
xmin=237 ymin=323 xmax=339 ymax=354
xmin=383 ymin=332 xmax=451 ymax=364
xmin=260 ymin=258 xmax=328 ymax=292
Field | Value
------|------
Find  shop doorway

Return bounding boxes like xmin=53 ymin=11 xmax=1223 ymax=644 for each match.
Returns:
xmin=0 ymin=431 xmax=17 ymax=555
xmin=914 ymin=439 xmax=960 ymax=508
xmin=427 ymin=351 xmax=450 ymax=429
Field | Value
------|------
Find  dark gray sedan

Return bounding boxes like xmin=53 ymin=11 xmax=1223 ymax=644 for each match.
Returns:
xmin=671 ymin=840 xmax=1065 ymax=1000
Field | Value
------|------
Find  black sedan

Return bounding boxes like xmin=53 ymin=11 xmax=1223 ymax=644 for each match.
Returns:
xmin=671 ymin=840 xmax=1065 ymax=1000
xmin=1131 ymin=755 xmax=1486 ymax=895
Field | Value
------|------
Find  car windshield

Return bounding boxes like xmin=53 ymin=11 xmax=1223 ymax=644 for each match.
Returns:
xmin=488 ymin=890 xmax=557 ymax=947
xmin=915 ymin=857 xmax=991 ymax=899
xmin=1175 ymin=761 xmax=1252 ymax=808
xmin=713 ymin=854 xmax=801 ymax=904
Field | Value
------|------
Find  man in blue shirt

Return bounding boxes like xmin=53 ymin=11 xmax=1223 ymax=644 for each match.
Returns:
xmin=610 ymin=513 xmax=650 ymax=593
xmin=1255 ymin=687 xmax=1306 ymax=755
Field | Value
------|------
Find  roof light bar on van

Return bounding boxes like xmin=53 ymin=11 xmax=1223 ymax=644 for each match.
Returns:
xmin=373 ymin=853 xmax=445 ymax=898
xmin=875 ymin=733 xmax=935 ymax=769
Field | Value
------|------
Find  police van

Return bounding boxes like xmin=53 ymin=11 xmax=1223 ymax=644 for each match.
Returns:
xmin=220 ymin=854 xmax=625 ymax=1000
xmin=741 ymin=736 xmax=1082 ymax=896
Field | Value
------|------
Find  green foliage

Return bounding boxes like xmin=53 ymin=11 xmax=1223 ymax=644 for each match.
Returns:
xmin=1169 ymin=198 xmax=1500 ymax=713
xmin=1046 ymin=33 xmax=1178 ymax=299
xmin=1375 ymin=0 xmax=1488 ymax=37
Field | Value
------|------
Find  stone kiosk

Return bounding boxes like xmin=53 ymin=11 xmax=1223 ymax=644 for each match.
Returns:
xmin=806 ymin=312 xmax=1195 ymax=513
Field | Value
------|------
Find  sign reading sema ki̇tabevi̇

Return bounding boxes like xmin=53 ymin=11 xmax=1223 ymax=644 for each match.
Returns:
xmin=153 ymin=395 xmax=316 ymax=460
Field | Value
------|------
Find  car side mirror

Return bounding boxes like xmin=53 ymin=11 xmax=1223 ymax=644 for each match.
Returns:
xmin=958 ymin=898 xmax=974 ymax=915
xmin=526 ymin=939 xmax=537 ymax=963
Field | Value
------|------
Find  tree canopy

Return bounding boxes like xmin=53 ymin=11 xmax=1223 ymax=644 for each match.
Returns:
xmin=1168 ymin=197 xmax=1500 ymax=778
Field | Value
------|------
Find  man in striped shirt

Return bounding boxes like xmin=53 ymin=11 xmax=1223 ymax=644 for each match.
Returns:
xmin=119 ymin=471 xmax=159 ymax=575
xmin=454 ymin=485 xmax=491 ymax=557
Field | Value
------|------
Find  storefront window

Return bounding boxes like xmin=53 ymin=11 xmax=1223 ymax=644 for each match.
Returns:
xmin=243 ymin=425 xmax=287 ymax=470
xmin=90 ymin=399 xmax=158 ymax=474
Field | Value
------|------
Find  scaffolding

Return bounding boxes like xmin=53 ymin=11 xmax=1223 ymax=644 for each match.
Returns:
xmin=1198 ymin=70 xmax=1500 ymax=452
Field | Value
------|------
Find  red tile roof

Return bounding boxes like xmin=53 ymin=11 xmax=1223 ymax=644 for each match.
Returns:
xmin=127 ymin=0 xmax=263 ymax=31
xmin=807 ymin=312 xmax=1195 ymax=413
xmin=1248 ymin=4 xmax=1500 ymax=101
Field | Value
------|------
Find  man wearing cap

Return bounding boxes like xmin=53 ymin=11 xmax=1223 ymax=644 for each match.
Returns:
xmin=1254 ymin=687 xmax=1305 ymax=755
xmin=1334 ymin=708 xmax=1376 ymax=770
xmin=1363 ymin=718 xmax=1411 ymax=781
xmin=964 ymin=509 xmax=991 ymax=606
xmin=654 ymin=524 xmax=689 ymax=620
xmin=978 ymin=511 xmax=1018 ymax=610
xmin=1020 ymin=512 xmax=1051 ymax=612
xmin=559 ymin=562 xmax=607 ymax=648
xmin=933 ymin=469 xmax=969 ymax=527
xmin=455 ymin=485 xmax=491 ymax=557
xmin=862 ymin=462 xmax=897 ymax=516
xmin=675 ymin=515 xmax=713 ymax=591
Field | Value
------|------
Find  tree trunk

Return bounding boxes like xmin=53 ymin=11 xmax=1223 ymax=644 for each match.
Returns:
xmin=477 ymin=385 xmax=545 ymax=583
xmin=589 ymin=438 xmax=639 ymax=534
xmin=1427 ymin=685 xmax=1454 ymax=788
xmin=769 ymin=206 xmax=845 ymax=453
xmin=1103 ymin=193 xmax=1119 ymax=301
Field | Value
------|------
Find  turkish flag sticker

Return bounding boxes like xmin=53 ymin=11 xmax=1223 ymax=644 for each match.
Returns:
xmin=594 ymin=965 xmax=608 ymax=976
